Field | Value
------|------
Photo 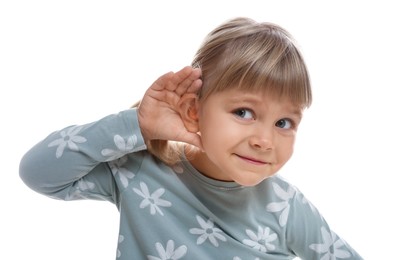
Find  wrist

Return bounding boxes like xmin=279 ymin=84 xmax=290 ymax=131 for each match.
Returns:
xmin=137 ymin=112 xmax=150 ymax=143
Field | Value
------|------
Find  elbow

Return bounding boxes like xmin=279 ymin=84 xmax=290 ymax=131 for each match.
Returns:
xmin=19 ymin=151 xmax=55 ymax=196
xmin=19 ymin=152 xmax=43 ymax=194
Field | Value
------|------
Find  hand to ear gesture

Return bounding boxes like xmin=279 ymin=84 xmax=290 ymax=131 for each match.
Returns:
xmin=138 ymin=66 xmax=203 ymax=149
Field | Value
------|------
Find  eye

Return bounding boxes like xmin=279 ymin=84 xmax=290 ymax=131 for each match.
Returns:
xmin=233 ymin=108 xmax=254 ymax=120
xmin=275 ymin=118 xmax=293 ymax=129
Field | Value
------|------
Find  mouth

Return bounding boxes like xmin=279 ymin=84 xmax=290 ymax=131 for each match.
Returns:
xmin=235 ymin=154 xmax=268 ymax=165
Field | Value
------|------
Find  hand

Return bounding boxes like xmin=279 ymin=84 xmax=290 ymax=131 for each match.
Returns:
xmin=138 ymin=66 xmax=203 ymax=149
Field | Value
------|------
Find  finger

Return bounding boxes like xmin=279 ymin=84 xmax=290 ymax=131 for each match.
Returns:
xmin=186 ymin=78 xmax=203 ymax=94
xmin=148 ymin=67 xmax=201 ymax=101
xmin=151 ymin=66 xmax=201 ymax=96
xmin=150 ymin=71 xmax=175 ymax=91
xmin=164 ymin=66 xmax=194 ymax=92
xmin=174 ymin=68 xmax=202 ymax=96
xmin=181 ymin=132 xmax=204 ymax=151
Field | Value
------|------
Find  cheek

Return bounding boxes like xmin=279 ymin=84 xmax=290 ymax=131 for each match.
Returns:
xmin=200 ymin=119 xmax=241 ymax=149
xmin=198 ymin=112 xmax=220 ymax=139
xmin=200 ymin=126 xmax=225 ymax=151
xmin=277 ymin=138 xmax=295 ymax=163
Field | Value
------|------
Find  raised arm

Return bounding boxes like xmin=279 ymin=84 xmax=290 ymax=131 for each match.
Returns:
xmin=19 ymin=66 xmax=203 ymax=203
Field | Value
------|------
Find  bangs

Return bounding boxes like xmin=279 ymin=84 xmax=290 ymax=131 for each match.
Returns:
xmin=194 ymin=18 xmax=312 ymax=109
xmin=235 ymin=44 xmax=312 ymax=108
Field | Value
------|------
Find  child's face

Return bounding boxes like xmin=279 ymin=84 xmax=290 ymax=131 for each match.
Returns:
xmin=192 ymin=88 xmax=303 ymax=186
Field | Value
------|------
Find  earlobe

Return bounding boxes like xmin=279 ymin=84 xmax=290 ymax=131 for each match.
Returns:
xmin=178 ymin=93 xmax=199 ymax=133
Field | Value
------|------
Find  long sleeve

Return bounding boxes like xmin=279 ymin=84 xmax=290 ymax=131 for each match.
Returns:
xmin=19 ymin=109 xmax=362 ymax=259
xmin=19 ymin=108 xmax=147 ymax=204
xmin=286 ymin=188 xmax=363 ymax=259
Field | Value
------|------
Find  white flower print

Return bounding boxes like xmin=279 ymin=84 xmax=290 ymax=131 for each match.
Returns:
xmin=266 ymin=182 xmax=296 ymax=227
xmin=242 ymin=226 xmax=278 ymax=253
xmin=172 ymin=164 xmax=184 ymax=174
xmin=109 ymin=156 xmax=135 ymax=188
xmin=147 ymin=240 xmax=187 ymax=260
xmin=309 ymin=227 xmax=351 ymax=260
xmin=189 ymin=215 xmax=227 ymax=247
xmin=116 ymin=235 xmax=124 ymax=258
xmin=65 ymin=179 xmax=95 ymax=200
xmin=48 ymin=126 xmax=87 ymax=158
xmin=133 ymin=182 xmax=172 ymax=216
xmin=301 ymin=195 xmax=325 ymax=221
xmin=101 ymin=134 xmax=143 ymax=160
xmin=77 ymin=179 xmax=95 ymax=190
xmin=302 ymin=196 xmax=318 ymax=213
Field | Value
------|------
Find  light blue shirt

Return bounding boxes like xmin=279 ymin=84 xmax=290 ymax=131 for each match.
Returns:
xmin=20 ymin=108 xmax=363 ymax=260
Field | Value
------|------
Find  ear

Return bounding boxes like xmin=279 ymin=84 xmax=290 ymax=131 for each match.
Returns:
xmin=178 ymin=93 xmax=199 ymax=133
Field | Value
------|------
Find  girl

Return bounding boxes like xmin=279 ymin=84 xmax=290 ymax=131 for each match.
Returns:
xmin=20 ymin=17 xmax=362 ymax=259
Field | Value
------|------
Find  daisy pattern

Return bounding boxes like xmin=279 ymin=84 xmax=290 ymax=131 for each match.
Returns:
xmin=242 ymin=226 xmax=278 ymax=253
xmin=301 ymin=194 xmax=325 ymax=221
xmin=265 ymin=182 xmax=296 ymax=227
xmin=309 ymin=227 xmax=351 ymax=259
xmin=65 ymin=179 xmax=96 ymax=200
xmin=302 ymin=195 xmax=318 ymax=214
xmin=189 ymin=215 xmax=227 ymax=247
xmin=48 ymin=125 xmax=87 ymax=158
xmin=133 ymin=182 xmax=172 ymax=216
xmin=147 ymin=240 xmax=187 ymax=260
xmin=171 ymin=164 xmax=184 ymax=174
xmin=108 ymin=156 xmax=135 ymax=188
xmin=116 ymin=235 xmax=124 ymax=258
xmin=101 ymin=134 xmax=144 ymax=160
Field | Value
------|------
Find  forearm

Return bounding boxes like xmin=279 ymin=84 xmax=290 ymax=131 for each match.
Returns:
xmin=19 ymin=108 xmax=146 ymax=198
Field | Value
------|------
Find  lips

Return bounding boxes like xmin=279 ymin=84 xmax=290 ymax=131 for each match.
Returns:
xmin=235 ymin=154 xmax=268 ymax=165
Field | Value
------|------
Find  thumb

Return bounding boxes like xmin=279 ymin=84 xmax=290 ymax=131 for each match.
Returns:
xmin=181 ymin=132 xmax=204 ymax=152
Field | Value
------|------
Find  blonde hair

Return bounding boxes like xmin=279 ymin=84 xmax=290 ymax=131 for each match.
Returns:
xmin=136 ymin=17 xmax=312 ymax=165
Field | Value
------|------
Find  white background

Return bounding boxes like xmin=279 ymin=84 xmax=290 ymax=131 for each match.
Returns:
xmin=1 ymin=1 xmax=400 ymax=259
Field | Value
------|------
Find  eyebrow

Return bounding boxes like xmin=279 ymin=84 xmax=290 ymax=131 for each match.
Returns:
xmin=289 ymin=109 xmax=303 ymax=120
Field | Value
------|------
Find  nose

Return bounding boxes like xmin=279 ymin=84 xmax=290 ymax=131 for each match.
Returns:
xmin=248 ymin=129 xmax=274 ymax=151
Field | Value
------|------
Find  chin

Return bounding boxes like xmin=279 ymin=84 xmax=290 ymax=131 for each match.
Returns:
xmin=235 ymin=171 xmax=277 ymax=187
